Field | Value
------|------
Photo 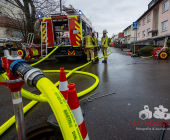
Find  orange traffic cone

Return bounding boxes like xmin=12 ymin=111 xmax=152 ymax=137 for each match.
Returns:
xmin=59 ymin=67 xmax=68 ymax=102
xmin=67 ymin=83 xmax=89 ymax=140
xmin=55 ymin=68 xmax=69 ymax=121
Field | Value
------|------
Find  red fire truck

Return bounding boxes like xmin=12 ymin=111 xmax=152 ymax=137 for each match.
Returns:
xmin=17 ymin=5 xmax=97 ymax=61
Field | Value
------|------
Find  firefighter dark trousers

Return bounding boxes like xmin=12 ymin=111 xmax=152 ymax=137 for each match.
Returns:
xmin=86 ymin=48 xmax=95 ymax=62
xmin=102 ymin=47 xmax=107 ymax=60
xmin=94 ymin=47 xmax=98 ymax=60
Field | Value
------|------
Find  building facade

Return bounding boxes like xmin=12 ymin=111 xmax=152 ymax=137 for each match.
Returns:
xmin=118 ymin=32 xmax=124 ymax=43
xmin=136 ymin=0 xmax=170 ymax=45
xmin=0 ymin=0 xmax=24 ymax=46
xmin=112 ymin=34 xmax=118 ymax=43
xmin=123 ymin=24 xmax=135 ymax=44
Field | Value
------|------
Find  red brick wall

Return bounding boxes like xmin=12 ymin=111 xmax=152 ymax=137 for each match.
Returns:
xmin=118 ymin=32 xmax=124 ymax=42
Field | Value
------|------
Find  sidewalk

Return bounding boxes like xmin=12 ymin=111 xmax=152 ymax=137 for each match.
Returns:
xmin=113 ymin=47 xmax=131 ymax=55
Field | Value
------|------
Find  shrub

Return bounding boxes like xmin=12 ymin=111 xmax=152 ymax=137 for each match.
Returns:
xmin=167 ymin=41 xmax=170 ymax=47
xmin=166 ymin=47 xmax=170 ymax=51
xmin=152 ymin=45 xmax=159 ymax=48
xmin=139 ymin=46 xmax=154 ymax=56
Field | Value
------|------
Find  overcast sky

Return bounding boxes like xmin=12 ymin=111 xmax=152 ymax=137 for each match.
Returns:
xmin=65 ymin=0 xmax=151 ymax=38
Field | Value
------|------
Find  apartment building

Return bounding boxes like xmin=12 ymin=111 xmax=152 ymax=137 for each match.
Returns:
xmin=0 ymin=0 xmax=24 ymax=46
xmin=112 ymin=34 xmax=118 ymax=43
xmin=136 ymin=0 xmax=170 ymax=45
xmin=123 ymin=24 xmax=135 ymax=44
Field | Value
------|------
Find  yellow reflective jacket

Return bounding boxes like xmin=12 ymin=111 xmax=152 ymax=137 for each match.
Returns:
xmin=101 ymin=36 xmax=109 ymax=47
xmin=93 ymin=36 xmax=98 ymax=47
xmin=84 ymin=35 xmax=94 ymax=48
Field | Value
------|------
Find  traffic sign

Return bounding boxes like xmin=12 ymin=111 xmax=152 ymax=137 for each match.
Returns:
xmin=133 ymin=22 xmax=138 ymax=30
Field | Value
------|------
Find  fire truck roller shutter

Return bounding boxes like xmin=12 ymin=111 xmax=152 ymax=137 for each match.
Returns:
xmin=68 ymin=16 xmax=82 ymax=47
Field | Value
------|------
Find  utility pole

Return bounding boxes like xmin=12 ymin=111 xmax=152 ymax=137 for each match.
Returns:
xmin=134 ymin=30 xmax=136 ymax=54
xmin=60 ymin=0 xmax=62 ymax=13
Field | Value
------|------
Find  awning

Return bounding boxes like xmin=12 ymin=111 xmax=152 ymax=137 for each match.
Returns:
xmin=149 ymin=30 xmax=158 ymax=33
xmin=152 ymin=33 xmax=170 ymax=39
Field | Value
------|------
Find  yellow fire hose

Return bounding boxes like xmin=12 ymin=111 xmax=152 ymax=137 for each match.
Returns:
xmin=36 ymin=77 xmax=83 ymax=140
xmin=0 ymin=47 xmax=112 ymax=137
xmin=30 ymin=46 xmax=59 ymax=67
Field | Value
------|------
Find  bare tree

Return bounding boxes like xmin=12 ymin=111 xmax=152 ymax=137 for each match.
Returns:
xmin=14 ymin=0 xmax=66 ymax=32
xmin=34 ymin=0 xmax=66 ymax=17
xmin=1 ymin=0 xmax=66 ymax=41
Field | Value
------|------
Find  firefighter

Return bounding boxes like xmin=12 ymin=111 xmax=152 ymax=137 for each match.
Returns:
xmin=84 ymin=32 xmax=96 ymax=64
xmin=101 ymin=30 xmax=109 ymax=63
xmin=92 ymin=32 xmax=99 ymax=62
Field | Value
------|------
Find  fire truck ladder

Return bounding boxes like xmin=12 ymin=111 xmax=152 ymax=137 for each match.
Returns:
xmin=41 ymin=21 xmax=48 ymax=57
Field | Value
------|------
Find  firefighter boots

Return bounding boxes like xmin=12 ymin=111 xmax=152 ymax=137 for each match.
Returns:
xmin=102 ymin=60 xmax=107 ymax=63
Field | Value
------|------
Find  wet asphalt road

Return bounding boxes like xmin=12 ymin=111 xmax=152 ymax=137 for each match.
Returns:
xmin=1 ymin=47 xmax=170 ymax=140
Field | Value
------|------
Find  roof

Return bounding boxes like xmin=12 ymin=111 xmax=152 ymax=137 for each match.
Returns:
xmin=136 ymin=0 xmax=162 ymax=22
xmin=123 ymin=24 xmax=132 ymax=31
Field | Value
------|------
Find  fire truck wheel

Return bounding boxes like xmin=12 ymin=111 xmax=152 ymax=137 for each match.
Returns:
xmin=159 ymin=51 xmax=169 ymax=60
xmin=17 ymin=49 xmax=26 ymax=59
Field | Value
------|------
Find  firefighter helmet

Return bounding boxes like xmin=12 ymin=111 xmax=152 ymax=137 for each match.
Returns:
xmin=103 ymin=30 xmax=108 ymax=33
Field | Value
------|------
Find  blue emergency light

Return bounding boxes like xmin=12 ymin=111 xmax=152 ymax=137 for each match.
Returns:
xmin=79 ymin=10 xmax=82 ymax=15
xmin=38 ymin=13 xmax=41 ymax=18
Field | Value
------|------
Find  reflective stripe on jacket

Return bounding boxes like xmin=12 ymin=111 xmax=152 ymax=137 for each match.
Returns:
xmin=101 ymin=36 xmax=109 ymax=47
xmin=84 ymin=35 xmax=94 ymax=48
xmin=93 ymin=36 xmax=98 ymax=47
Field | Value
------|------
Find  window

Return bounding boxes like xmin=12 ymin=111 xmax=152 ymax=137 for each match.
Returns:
xmin=1 ymin=0 xmax=6 ymax=3
xmin=143 ymin=18 xmax=146 ymax=25
xmin=143 ymin=30 xmax=145 ymax=37
xmin=147 ymin=28 xmax=150 ymax=36
xmin=147 ymin=14 xmax=151 ymax=22
xmin=138 ymin=33 xmax=140 ymax=37
xmin=162 ymin=20 xmax=168 ymax=31
xmin=124 ymin=30 xmax=127 ymax=36
xmin=127 ymin=29 xmax=130 ymax=35
xmin=163 ymin=0 xmax=169 ymax=12
xmin=138 ymin=22 xmax=140 ymax=27
xmin=15 ymin=31 xmax=23 ymax=39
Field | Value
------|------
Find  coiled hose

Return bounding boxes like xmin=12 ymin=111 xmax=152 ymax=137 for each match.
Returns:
xmin=0 ymin=47 xmax=112 ymax=137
